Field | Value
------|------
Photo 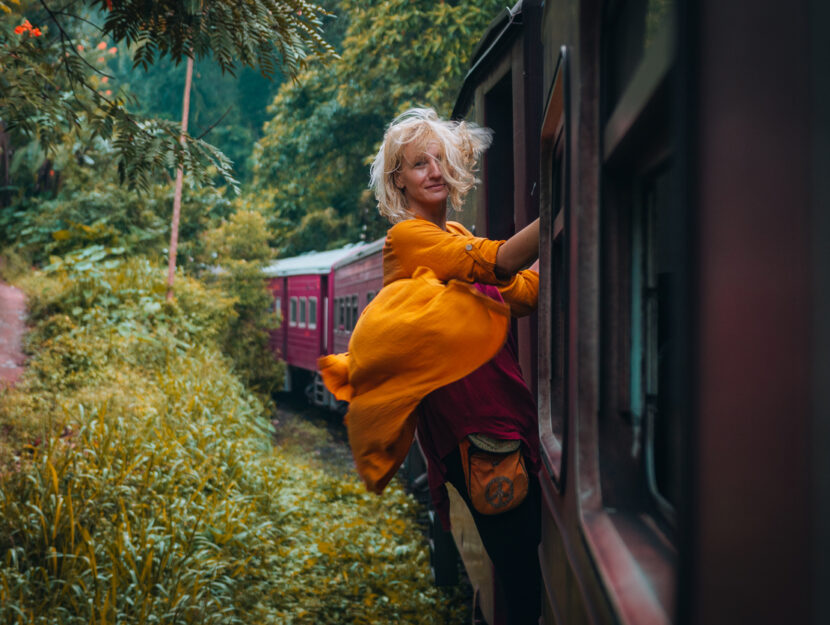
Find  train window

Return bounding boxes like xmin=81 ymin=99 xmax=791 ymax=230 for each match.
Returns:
xmin=538 ymin=46 xmax=570 ymax=486
xmin=605 ymin=0 xmax=675 ymax=113
xmin=299 ymin=297 xmax=307 ymax=328
xmin=289 ymin=297 xmax=297 ymax=327
xmin=308 ymin=297 xmax=318 ymax=330
xmin=583 ymin=3 xmax=684 ymax=617
xmin=366 ymin=291 xmax=375 ymax=305
xmin=351 ymin=295 xmax=359 ymax=331
xmin=337 ymin=297 xmax=345 ymax=332
xmin=599 ymin=0 xmax=680 ymax=527
xmin=274 ymin=296 xmax=282 ymax=321
xmin=635 ymin=163 xmax=681 ymax=517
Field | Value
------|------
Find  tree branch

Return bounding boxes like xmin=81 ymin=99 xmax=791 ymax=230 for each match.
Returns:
xmin=195 ymin=106 xmax=234 ymax=141
xmin=39 ymin=0 xmax=115 ymax=80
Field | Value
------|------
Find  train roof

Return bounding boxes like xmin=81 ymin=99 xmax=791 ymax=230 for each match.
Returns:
xmin=262 ymin=243 xmax=362 ymax=277
xmin=332 ymin=236 xmax=385 ymax=270
xmin=452 ymin=1 xmax=524 ymax=119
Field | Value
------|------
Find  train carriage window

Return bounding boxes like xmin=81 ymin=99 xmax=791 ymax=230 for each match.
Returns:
xmin=635 ymin=164 xmax=682 ymax=516
xmin=299 ymin=297 xmax=307 ymax=328
xmin=599 ymin=0 xmax=682 ymax=529
xmin=367 ymin=291 xmax=375 ymax=305
xmin=538 ymin=46 xmax=570 ymax=486
xmin=289 ymin=297 xmax=298 ymax=327
xmin=351 ymin=295 xmax=359 ymax=330
xmin=338 ymin=297 xmax=345 ymax=332
xmin=274 ymin=296 xmax=282 ymax=321
xmin=308 ymin=297 xmax=318 ymax=330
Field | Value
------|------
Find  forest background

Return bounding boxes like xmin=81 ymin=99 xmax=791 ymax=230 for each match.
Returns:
xmin=0 ymin=0 xmax=505 ymax=622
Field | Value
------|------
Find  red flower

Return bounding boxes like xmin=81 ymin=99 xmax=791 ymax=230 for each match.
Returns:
xmin=106 ymin=0 xmax=113 ymax=10
xmin=13 ymin=19 xmax=42 ymax=37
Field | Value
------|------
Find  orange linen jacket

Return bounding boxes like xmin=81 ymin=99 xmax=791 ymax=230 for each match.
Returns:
xmin=318 ymin=218 xmax=539 ymax=493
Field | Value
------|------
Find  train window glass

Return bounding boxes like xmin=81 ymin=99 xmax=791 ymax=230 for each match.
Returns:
xmin=367 ymin=291 xmax=375 ymax=305
xmin=351 ymin=295 xmax=359 ymax=331
xmin=605 ymin=0 xmax=674 ymax=113
xmin=308 ymin=297 xmax=318 ymax=330
xmin=338 ymin=298 xmax=345 ymax=331
xmin=289 ymin=297 xmax=297 ymax=327
xmin=634 ymin=163 xmax=681 ymax=517
xmin=538 ymin=47 xmax=569 ymax=485
xmin=299 ymin=297 xmax=307 ymax=328
xmin=599 ymin=0 xmax=680 ymax=529
xmin=274 ymin=296 xmax=281 ymax=320
xmin=550 ymin=142 xmax=566 ymax=459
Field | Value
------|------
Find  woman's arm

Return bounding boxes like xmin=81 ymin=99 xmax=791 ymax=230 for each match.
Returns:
xmin=385 ymin=217 xmax=539 ymax=285
xmin=495 ymin=218 xmax=539 ymax=277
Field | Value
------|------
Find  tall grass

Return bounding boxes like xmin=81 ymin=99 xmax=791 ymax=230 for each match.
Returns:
xmin=0 ymin=250 xmax=465 ymax=624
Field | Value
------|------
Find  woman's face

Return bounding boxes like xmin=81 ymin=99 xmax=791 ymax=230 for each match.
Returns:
xmin=395 ymin=141 xmax=448 ymax=223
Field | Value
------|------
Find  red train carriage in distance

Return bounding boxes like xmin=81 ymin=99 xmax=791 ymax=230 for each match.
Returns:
xmin=264 ymin=238 xmax=385 ymax=408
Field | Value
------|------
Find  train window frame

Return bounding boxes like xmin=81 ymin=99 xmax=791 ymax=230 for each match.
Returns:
xmin=308 ymin=297 xmax=318 ymax=330
xmin=289 ymin=296 xmax=298 ymax=327
xmin=337 ymin=297 xmax=345 ymax=332
xmin=299 ymin=297 xmax=307 ymax=328
xmin=274 ymin=296 xmax=282 ymax=321
xmin=577 ymin=2 xmax=680 ymax=622
xmin=538 ymin=45 xmax=570 ymax=489
xmin=351 ymin=295 xmax=359 ymax=331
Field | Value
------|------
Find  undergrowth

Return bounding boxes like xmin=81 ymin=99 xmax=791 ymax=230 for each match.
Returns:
xmin=0 ymin=250 xmax=465 ymax=624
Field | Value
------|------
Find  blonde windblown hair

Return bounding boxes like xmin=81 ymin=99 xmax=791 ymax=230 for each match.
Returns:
xmin=369 ymin=108 xmax=493 ymax=224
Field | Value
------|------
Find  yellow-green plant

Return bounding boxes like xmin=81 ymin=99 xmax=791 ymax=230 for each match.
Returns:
xmin=0 ymin=254 xmax=466 ymax=623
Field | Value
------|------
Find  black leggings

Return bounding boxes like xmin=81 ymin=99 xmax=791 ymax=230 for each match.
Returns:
xmin=444 ymin=447 xmax=542 ymax=625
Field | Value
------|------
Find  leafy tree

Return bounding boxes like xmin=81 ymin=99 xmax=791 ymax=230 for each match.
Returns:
xmin=250 ymin=0 xmax=504 ymax=254
xmin=0 ymin=0 xmax=334 ymax=193
xmin=202 ymin=210 xmax=283 ymax=400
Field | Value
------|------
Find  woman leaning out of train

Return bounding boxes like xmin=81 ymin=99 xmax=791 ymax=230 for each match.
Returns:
xmin=319 ymin=108 xmax=541 ymax=625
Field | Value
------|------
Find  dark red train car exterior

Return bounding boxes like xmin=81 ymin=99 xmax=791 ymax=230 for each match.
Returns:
xmin=265 ymin=245 xmax=361 ymax=393
xmin=454 ymin=1 xmax=830 ymax=624
xmin=331 ymin=238 xmax=385 ymax=355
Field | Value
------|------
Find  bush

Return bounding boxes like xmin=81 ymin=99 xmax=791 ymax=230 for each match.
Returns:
xmin=0 ymin=254 xmax=465 ymax=624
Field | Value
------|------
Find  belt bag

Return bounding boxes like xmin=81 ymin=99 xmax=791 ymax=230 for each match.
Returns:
xmin=459 ymin=434 xmax=528 ymax=515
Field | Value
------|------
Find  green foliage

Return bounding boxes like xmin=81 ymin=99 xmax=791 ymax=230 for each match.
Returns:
xmin=203 ymin=209 xmax=273 ymax=263
xmin=202 ymin=210 xmax=284 ymax=399
xmin=250 ymin=0 xmax=504 ymax=254
xmin=1 ymin=0 xmax=334 ymax=192
xmin=1 ymin=169 xmax=233 ymax=267
xmin=0 ymin=254 xmax=466 ymax=624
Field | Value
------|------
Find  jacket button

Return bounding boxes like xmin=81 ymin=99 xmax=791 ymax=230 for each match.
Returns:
xmin=465 ymin=243 xmax=473 ymax=251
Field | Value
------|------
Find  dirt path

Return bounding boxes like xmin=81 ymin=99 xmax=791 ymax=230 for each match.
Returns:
xmin=0 ymin=282 xmax=26 ymax=388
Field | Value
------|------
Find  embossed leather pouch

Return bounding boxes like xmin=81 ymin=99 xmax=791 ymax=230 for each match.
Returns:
xmin=459 ymin=434 xmax=528 ymax=515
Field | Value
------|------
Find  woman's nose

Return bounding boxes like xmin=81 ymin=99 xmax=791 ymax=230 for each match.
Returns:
xmin=427 ymin=158 xmax=441 ymax=178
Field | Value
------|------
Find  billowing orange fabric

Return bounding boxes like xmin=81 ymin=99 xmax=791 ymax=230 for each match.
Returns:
xmin=318 ymin=219 xmax=538 ymax=493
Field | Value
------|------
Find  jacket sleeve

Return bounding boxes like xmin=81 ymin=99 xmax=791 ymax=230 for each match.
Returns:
xmin=385 ymin=219 xmax=511 ymax=285
xmin=498 ymin=269 xmax=539 ymax=317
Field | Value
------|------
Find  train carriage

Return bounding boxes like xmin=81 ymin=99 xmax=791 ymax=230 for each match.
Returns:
xmin=264 ymin=244 xmax=361 ymax=400
xmin=452 ymin=0 xmax=829 ymax=623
